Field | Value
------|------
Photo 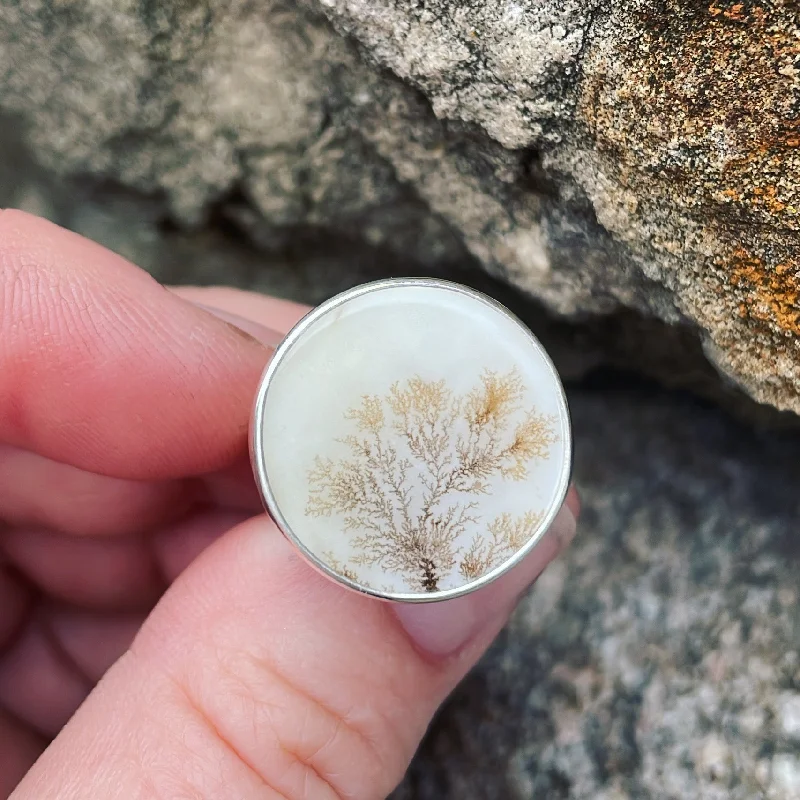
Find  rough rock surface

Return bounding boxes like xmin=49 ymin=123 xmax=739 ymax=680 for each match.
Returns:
xmin=0 ymin=0 xmax=798 ymax=413
xmin=393 ymin=380 xmax=800 ymax=800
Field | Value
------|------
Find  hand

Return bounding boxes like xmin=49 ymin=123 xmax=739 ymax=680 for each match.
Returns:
xmin=0 ymin=210 xmax=579 ymax=799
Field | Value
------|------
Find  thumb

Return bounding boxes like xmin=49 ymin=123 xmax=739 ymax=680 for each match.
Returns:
xmin=12 ymin=500 xmax=577 ymax=800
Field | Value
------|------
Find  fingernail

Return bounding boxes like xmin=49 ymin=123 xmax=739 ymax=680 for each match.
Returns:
xmin=566 ymin=485 xmax=581 ymax=520
xmin=191 ymin=302 xmax=285 ymax=350
xmin=394 ymin=502 xmax=577 ymax=657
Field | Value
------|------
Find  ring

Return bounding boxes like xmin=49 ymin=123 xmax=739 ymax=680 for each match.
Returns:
xmin=250 ymin=278 xmax=572 ymax=603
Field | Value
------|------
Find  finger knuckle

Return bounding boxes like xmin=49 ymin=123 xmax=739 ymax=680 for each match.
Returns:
xmin=167 ymin=648 xmax=400 ymax=800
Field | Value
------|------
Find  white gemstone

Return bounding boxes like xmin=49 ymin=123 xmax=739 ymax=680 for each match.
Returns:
xmin=253 ymin=279 xmax=571 ymax=600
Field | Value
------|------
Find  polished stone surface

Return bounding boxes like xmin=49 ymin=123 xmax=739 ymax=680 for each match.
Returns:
xmin=256 ymin=281 xmax=570 ymax=598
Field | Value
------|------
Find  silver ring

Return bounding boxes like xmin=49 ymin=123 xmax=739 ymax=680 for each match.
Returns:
xmin=250 ymin=278 xmax=572 ymax=603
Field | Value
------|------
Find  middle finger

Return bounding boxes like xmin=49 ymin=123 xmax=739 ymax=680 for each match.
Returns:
xmin=0 ymin=444 xmax=192 ymax=537
xmin=0 ymin=446 xmax=264 ymax=538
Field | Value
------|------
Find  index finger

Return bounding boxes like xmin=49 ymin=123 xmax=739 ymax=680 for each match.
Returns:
xmin=0 ymin=210 xmax=269 ymax=480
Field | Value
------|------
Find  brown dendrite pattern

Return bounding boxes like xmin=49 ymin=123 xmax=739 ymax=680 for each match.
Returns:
xmin=307 ymin=370 xmax=558 ymax=592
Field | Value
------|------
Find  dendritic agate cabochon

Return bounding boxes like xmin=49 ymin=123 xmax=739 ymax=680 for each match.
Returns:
xmin=255 ymin=280 xmax=570 ymax=600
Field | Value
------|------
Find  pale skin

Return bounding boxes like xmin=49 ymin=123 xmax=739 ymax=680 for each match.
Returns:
xmin=0 ymin=209 xmax=579 ymax=799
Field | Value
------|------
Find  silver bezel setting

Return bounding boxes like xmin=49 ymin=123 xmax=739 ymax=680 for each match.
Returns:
xmin=250 ymin=277 xmax=573 ymax=603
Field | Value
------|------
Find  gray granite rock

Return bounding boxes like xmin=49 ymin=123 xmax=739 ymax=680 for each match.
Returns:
xmin=0 ymin=1 xmax=798 ymax=413
xmin=391 ymin=381 xmax=800 ymax=799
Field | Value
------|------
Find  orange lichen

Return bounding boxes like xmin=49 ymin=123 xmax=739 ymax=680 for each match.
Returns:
xmin=727 ymin=247 xmax=800 ymax=336
xmin=580 ymin=0 xmax=800 ymax=228
xmin=579 ymin=0 xmax=799 ymax=357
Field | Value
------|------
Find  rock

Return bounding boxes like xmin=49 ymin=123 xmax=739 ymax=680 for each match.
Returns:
xmin=695 ymin=735 xmax=733 ymax=785
xmin=0 ymin=0 xmax=798 ymax=414
xmin=769 ymin=755 xmax=800 ymax=800
xmin=777 ymin=692 xmax=800 ymax=743
xmin=391 ymin=380 xmax=800 ymax=799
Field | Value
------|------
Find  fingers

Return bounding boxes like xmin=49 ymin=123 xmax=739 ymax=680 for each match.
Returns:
xmin=0 ymin=210 xmax=268 ymax=479
xmin=0 ymin=512 xmax=249 ymax=743
xmin=0 ymin=445 xmax=192 ymax=537
xmin=47 ymin=607 xmax=147 ymax=684
xmin=0 ymin=566 xmax=31 ymax=650
xmin=153 ymin=508 xmax=255 ymax=581
xmin=0 ymin=508 xmax=253 ymax=612
xmin=0 ymin=617 xmax=90 ymax=737
xmin=2 ymin=528 xmax=163 ymax=610
xmin=170 ymin=286 xmax=310 ymax=336
xmin=0 ymin=445 xmax=264 ymax=546
xmin=0 ymin=213 xmax=302 ymax=537
xmin=0 ymin=710 xmax=43 ymax=798
xmin=11 ymin=495 xmax=578 ymax=800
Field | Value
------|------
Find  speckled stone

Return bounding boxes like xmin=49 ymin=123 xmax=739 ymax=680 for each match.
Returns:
xmin=392 ymin=382 xmax=800 ymax=799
